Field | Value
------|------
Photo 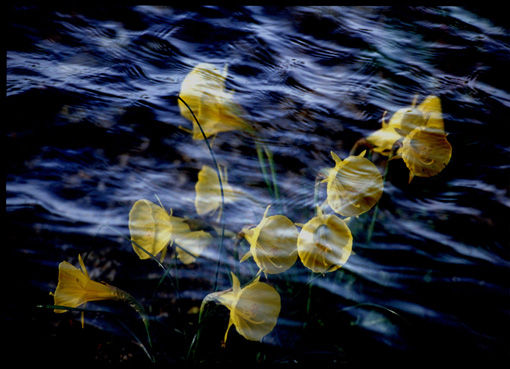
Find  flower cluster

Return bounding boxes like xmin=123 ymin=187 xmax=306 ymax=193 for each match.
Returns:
xmin=49 ymin=62 xmax=452 ymax=359
xmin=367 ymin=95 xmax=452 ymax=182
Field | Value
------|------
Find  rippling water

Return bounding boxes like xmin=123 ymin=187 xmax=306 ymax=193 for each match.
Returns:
xmin=6 ymin=5 xmax=510 ymax=367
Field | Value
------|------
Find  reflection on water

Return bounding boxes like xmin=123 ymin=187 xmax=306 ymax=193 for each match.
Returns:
xmin=6 ymin=5 xmax=510 ymax=367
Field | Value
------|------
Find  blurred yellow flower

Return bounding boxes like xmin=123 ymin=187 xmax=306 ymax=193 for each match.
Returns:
xmin=241 ymin=205 xmax=298 ymax=274
xmin=53 ymin=254 xmax=122 ymax=313
xmin=402 ymin=126 xmax=452 ymax=182
xmin=170 ymin=215 xmax=213 ymax=265
xmin=326 ymin=151 xmax=383 ymax=217
xmin=129 ymin=199 xmax=173 ymax=260
xmin=366 ymin=112 xmax=402 ymax=156
xmin=402 ymin=95 xmax=452 ymax=182
xmin=417 ymin=95 xmax=445 ymax=131
xmin=217 ymin=272 xmax=281 ymax=343
xmin=129 ymin=199 xmax=212 ymax=264
xmin=297 ymin=207 xmax=353 ymax=273
xmin=178 ymin=63 xmax=252 ymax=140
xmin=195 ymin=165 xmax=239 ymax=218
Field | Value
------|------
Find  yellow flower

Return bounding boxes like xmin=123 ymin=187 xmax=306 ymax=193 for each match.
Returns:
xmin=178 ymin=63 xmax=252 ymax=140
xmin=402 ymin=126 xmax=452 ymax=182
xmin=367 ymin=94 xmax=436 ymax=156
xmin=366 ymin=110 xmax=404 ymax=156
xmin=129 ymin=199 xmax=173 ymax=260
xmin=217 ymin=272 xmax=281 ymax=343
xmin=241 ymin=205 xmax=298 ymax=274
xmin=170 ymin=215 xmax=213 ymax=265
xmin=129 ymin=199 xmax=212 ymax=264
xmin=297 ymin=207 xmax=353 ymax=273
xmin=195 ymin=165 xmax=239 ymax=218
xmin=402 ymin=95 xmax=452 ymax=182
xmin=417 ymin=95 xmax=445 ymax=131
xmin=53 ymin=254 xmax=122 ymax=313
xmin=326 ymin=151 xmax=383 ymax=217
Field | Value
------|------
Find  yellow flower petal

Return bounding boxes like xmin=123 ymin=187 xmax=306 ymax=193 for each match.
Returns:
xmin=215 ymin=273 xmax=280 ymax=343
xmin=53 ymin=260 xmax=121 ymax=313
xmin=297 ymin=213 xmax=353 ymax=273
xmin=402 ymin=126 xmax=452 ymax=181
xmin=195 ymin=165 xmax=238 ymax=217
xmin=128 ymin=199 xmax=173 ymax=260
xmin=175 ymin=230 xmax=213 ymax=265
xmin=366 ymin=124 xmax=402 ymax=156
xmin=230 ymin=278 xmax=281 ymax=342
xmin=243 ymin=206 xmax=298 ymax=274
xmin=178 ymin=63 xmax=251 ymax=139
xmin=418 ymin=95 xmax=445 ymax=132
xmin=326 ymin=152 xmax=383 ymax=217
xmin=399 ymin=106 xmax=427 ymax=136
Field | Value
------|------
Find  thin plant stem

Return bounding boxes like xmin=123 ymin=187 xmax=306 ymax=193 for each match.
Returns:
xmin=262 ymin=143 xmax=280 ymax=206
xmin=100 ymin=224 xmax=168 ymax=272
xmin=366 ymin=151 xmax=393 ymax=244
xmin=187 ymin=290 xmax=227 ymax=362
xmin=251 ymin=133 xmax=281 ymax=211
xmin=40 ymin=288 xmax=154 ymax=360
xmin=255 ymin=140 xmax=274 ymax=198
xmin=177 ymin=96 xmax=226 ymax=292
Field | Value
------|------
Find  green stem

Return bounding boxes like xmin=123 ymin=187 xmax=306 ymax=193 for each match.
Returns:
xmin=366 ymin=151 xmax=393 ymax=244
xmin=262 ymin=143 xmax=280 ymax=205
xmin=40 ymin=290 xmax=154 ymax=362
xmin=255 ymin=140 xmax=274 ymax=198
xmin=115 ymin=288 xmax=153 ymax=351
xmin=187 ymin=290 xmax=227 ymax=362
xmin=101 ymin=224 xmax=168 ymax=272
xmin=177 ymin=96 xmax=226 ymax=292
xmin=251 ymin=134 xmax=281 ymax=211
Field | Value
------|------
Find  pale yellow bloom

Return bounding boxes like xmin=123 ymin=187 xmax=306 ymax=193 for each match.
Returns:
xmin=417 ymin=95 xmax=445 ymax=131
xmin=297 ymin=207 xmax=352 ymax=273
xmin=195 ymin=165 xmax=239 ymax=217
xmin=53 ymin=255 xmax=122 ymax=313
xmin=170 ymin=215 xmax=213 ymax=264
xmin=178 ymin=63 xmax=252 ymax=139
xmin=129 ymin=199 xmax=212 ymax=264
xmin=217 ymin=273 xmax=281 ymax=343
xmin=367 ymin=95 xmax=443 ymax=156
xmin=402 ymin=126 xmax=452 ymax=182
xmin=366 ymin=110 xmax=403 ymax=156
xmin=402 ymin=95 xmax=452 ymax=182
xmin=129 ymin=199 xmax=173 ymax=260
xmin=326 ymin=151 xmax=383 ymax=217
xmin=366 ymin=94 xmax=451 ymax=182
xmin=241 ymin=205 xmax=298 ymax=274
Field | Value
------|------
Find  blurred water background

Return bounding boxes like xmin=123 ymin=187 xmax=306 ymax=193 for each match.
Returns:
xmin=5 ymin=5 xmax=510 ymax=367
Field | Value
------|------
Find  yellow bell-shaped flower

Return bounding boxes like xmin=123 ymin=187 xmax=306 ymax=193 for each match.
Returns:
xmin=53 ymin=254 xmax=122 ymax=313
xmin=129 ymin=199 xmax=212 ymax=264
xmin=217 ymin=272 xmax=281 ymax=343
xmin=402 ymin=95 xmax=452 ymax=182
xmin=178 ymin=63 xmax=252 ymax=140
xmin=241 ymin=205 xmax=298 ymax=274
xmin=326 ymin=151 xmax=383 ymax=217
xmin=129 ymin=199 xmax=173 ymax=260
xmin=402 ymin=126 xmax=452 ymax=182
xmin=367 ymin=95 xmax=432 ymax=155
xmin=297 ymin=207 xmax=353 ymax=273
xmin=366 ymin=108 xmax=406 ymax=156
xmin=417 ymin=95 xmax=445 ymax=132
xmin=170 ymin=215 xmax=213 ymax=265
xmin=195 ymin=165 xmax=239 ymax=217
